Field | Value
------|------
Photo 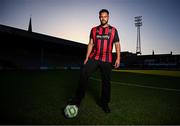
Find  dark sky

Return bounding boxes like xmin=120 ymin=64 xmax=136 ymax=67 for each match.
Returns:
xmin=0 ymin=0 xmax=180 ymax=54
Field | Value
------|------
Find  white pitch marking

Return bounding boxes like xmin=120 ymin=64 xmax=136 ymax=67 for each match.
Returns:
xmin=90 ymin=77 xmax=180 ymax=92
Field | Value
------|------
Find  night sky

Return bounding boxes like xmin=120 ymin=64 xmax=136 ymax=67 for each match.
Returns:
xmin=0 ymin=0 xmax=180 ymax=54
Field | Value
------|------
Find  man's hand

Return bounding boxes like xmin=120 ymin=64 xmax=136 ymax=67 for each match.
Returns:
xmin=84 ymin=38 xmax=94 ymax=65
xmin=84 ymin=58 xmax=88 ymax=65
xmin=114 ymin=42 xmax=121 ymax=69
xmin=114 ymin=59 xmax=120 ymax=69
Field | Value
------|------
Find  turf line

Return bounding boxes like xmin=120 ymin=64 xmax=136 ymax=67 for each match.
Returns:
xmin=90 ymin=77 xmax=180 ymax=93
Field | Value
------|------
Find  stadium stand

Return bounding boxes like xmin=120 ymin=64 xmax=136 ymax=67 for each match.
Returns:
xmin=0 ymin=24 xmax=86 ymax=70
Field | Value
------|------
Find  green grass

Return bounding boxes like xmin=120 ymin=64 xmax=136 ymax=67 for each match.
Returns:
xmin=0 ymin=69 xmax=180 ymax=124
xmin=113 ymin=69 xmax=180 ymax=77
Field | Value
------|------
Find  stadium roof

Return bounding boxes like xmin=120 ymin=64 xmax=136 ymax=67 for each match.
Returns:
xmin=0 ymin=24 xmax=87 ymax=49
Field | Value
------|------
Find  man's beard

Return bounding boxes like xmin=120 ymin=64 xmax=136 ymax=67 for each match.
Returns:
xmin=101 ymin=20 xmax=108 ymax=26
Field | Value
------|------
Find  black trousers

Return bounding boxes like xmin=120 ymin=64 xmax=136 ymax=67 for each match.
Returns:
xmin=74 ymin=59 xmax=112 ymax=105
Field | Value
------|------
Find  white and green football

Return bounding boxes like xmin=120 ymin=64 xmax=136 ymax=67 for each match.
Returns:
xmin=64 ymin=105 xmax=78 ymax=118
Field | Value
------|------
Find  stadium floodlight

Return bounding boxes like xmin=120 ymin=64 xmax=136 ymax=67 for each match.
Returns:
xmin=134 ymin=16 xmax=143 ymax=55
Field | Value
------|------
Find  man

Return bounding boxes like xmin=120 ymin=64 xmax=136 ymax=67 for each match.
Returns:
xmin=69 ymin=9 xmax=121 ymax=113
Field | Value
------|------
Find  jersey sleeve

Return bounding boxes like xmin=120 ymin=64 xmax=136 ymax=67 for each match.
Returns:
xmin=89 ymin=28 xmax=93 ymax=39
xmin=113 ymin=29 xmax=120 ymax=43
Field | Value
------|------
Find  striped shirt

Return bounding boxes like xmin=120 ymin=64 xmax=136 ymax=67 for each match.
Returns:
xmin=89 ymin=25 xmax=119 ymax=63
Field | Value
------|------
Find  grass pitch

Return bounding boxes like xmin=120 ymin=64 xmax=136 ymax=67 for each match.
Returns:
xmin=0 ymin=69 xmax=180 ymax=124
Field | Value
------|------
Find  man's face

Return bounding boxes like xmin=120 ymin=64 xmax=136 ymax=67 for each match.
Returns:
xmin=99 ymin=12 xmax=109 ymax=26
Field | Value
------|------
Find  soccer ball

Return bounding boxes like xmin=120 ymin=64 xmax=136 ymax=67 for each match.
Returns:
xmin=64 ymin=105 xmax=78 ymax=118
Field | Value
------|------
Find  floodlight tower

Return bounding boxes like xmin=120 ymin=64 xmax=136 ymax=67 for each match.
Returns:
xmin=134 ymin=16 xmax=142 ymax=55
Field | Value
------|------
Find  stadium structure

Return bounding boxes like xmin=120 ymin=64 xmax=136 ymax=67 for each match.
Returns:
xmin=0 ymin=22 xmax=180 ymax=70
xmin=0 ymin=24 xmax=87 ymax=70
xmin=117 ymin=51 xmax=180 ymax=69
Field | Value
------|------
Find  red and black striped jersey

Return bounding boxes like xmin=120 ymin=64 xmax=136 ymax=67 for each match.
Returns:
xmin=89 ymin=25 xmax=119 ymax=63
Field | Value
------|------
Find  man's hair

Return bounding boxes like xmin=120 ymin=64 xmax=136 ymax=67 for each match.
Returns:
xmin=99 ymin=9 xmax=109 ymax=15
